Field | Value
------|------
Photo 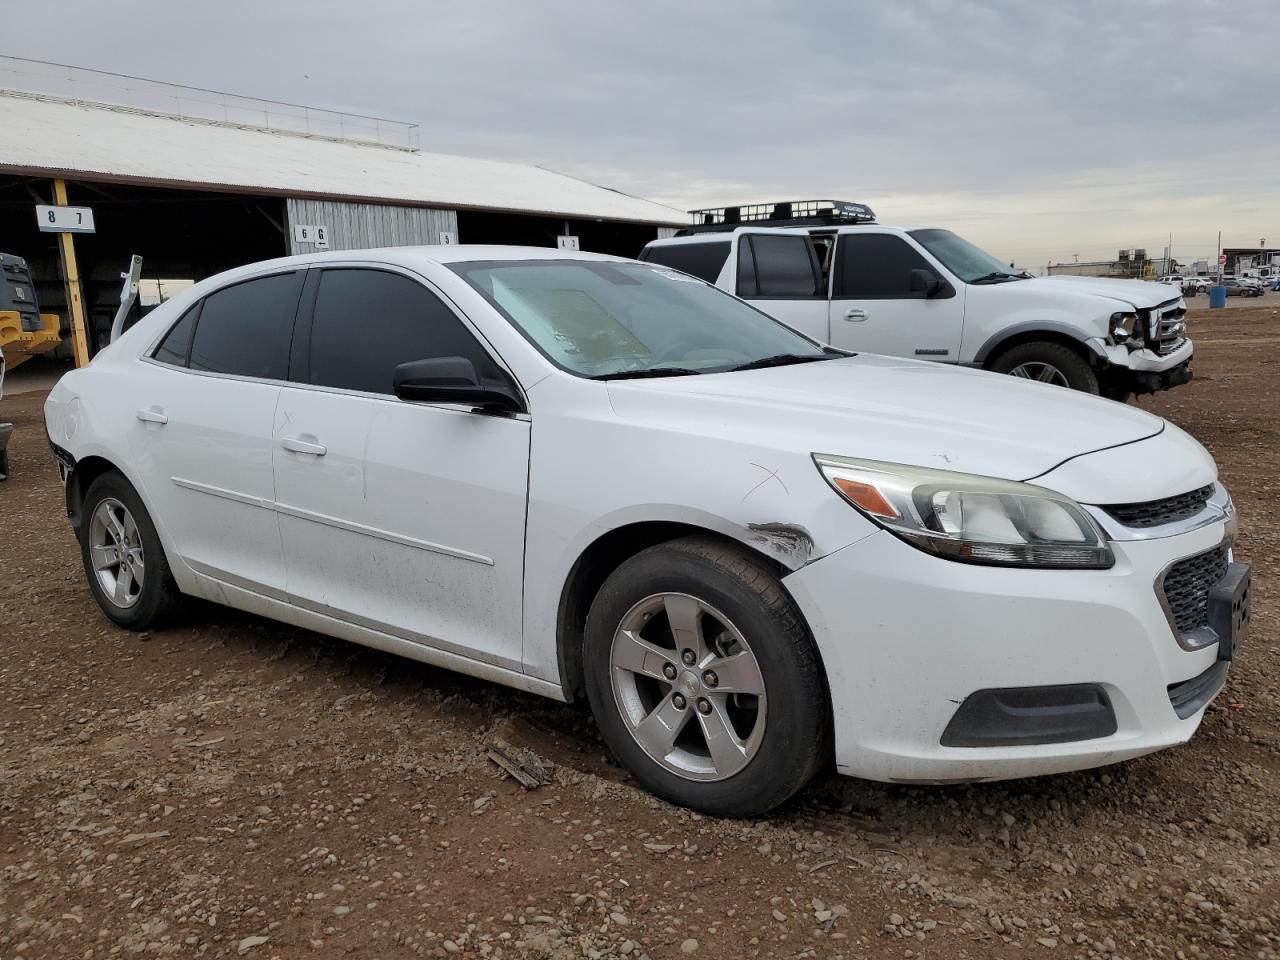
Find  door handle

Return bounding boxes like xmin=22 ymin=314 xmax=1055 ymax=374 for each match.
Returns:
xmin=280 ymin=435 xmax=327 ymax=457
xmin=843 ymin=309 xmax=868 ymax=322
xmin=136 ymin=406 xmax=168 ymax=425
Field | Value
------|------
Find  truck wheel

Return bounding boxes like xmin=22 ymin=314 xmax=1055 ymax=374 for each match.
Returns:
xmin=990 ymin=342 xmax=1099 ymax=394
xmin=582 ymin=536 xmax=829 ymax=818
xmin=79 ymin=471 xmax=183 ymax=629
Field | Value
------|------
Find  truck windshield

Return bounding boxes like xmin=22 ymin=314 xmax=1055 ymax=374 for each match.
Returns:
xmin=909 ymin=228 xmax=1027 ymax=284
xmin=450 ymin=260 xmax=832 ymax=379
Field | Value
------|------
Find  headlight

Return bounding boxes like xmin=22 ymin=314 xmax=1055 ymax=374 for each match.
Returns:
xmin=1109 ymin=311 xmax=1138 ymax=343
xmin=814 ymin=455 xmax=1115 ymax=569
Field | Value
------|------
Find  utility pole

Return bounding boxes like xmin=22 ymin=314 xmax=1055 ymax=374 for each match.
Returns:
xmin=52 ymin=179 xmax=91 ymax=367
xmin=1217 ymin=230 xmax=1222 ymax=279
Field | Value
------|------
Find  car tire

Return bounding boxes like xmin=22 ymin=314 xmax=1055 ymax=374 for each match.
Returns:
xmin=990 ymin=341 xmax=1100 ymax=394
xmin=79 ymin=471 xmax=183 ymax=630
xmin=582 ymin=536 xmax=829 ymax=818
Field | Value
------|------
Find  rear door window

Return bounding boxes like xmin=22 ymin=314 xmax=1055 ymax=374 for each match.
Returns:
xmin=187 ymin=271 xmax=304 ymax=379
xmin=640 ymin=242 xmax=731 ymax=284
xmin=737 ymin=234 xmax=822 ymax=298
xmin=304 ymin=268 xmax=500 ymax=395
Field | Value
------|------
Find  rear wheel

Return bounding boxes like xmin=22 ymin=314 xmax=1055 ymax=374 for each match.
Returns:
xmin=583 ymin=537 xmax=828 ymax=818
xmin=990 ymin=341 xmax=1099 ymax=394
xmin=79 ymin=471 xmax=182 ymax=629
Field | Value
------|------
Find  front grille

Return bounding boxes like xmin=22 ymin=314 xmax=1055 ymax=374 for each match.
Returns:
xmin=1102 ymin=484 xmax=1214 ymax=529
xmin=1161 ymin=545 xmax=1229 ymax=636
xmin=1148 ymin=300 xmax=1187 ymax=355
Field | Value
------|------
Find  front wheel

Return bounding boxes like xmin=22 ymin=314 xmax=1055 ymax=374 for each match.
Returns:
xmin=583 ymin=537 xmax=829 ymax=818
xmin=989 ymin=341 xmax=1100 ymax=394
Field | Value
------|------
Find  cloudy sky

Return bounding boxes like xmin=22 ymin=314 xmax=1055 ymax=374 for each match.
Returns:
xmin=7 ymin=0 xmax=1276 ymax=268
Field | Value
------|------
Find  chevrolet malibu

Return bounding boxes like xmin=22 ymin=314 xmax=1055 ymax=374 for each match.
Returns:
xmin=44 ymin=247 xmax=1251 ymax=817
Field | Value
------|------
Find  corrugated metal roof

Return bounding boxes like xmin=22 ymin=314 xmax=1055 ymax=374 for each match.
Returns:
xmin=0 ymin=92 xmax=686 ymax=226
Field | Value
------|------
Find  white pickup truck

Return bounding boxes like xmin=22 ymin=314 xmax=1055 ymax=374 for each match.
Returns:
xmin=641 ymin=201 xmax=1194 ymax=398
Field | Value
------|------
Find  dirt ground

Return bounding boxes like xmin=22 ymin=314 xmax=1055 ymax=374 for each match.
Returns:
xmin=2 ymin=296 xmax=1278 ymax=960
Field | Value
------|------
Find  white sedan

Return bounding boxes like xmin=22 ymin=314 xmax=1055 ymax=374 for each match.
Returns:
xmin=44 ymin=246 xmax=1250 ymax=816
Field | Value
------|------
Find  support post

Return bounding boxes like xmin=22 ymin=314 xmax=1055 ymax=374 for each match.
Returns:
xmin=53 ymin=179 xmax=91 ymax=367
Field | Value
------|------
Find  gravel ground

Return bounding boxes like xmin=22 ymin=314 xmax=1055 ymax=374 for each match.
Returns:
xmin=1 ymin=297 xmax=1277 ymax=960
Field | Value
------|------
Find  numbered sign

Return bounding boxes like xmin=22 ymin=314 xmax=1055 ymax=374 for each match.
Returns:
xmin=36 ymin=205 xmax=96 ymax=234
xmin=293 ymin=224 xmax=330 ymax=248
xmin=556 ymin=235 xmax=580 ymax=251
xmin=439 ymin=231 xmax=457 ymax=245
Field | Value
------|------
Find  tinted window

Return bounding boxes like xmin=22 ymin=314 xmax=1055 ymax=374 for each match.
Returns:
xmin=834 ymin=234 xmax=937 ymax=299
xmin=748 ymin=235 xmax=821 ymax=297
xmin=307 ymin=269 xmax=498 ymax=395
xmin=152 ymin=303 xmax=200 ymax=366
xmin=188 ymin=272 xmax=303 ymax=379
xmin=736 ymin=239 xmax=758 ymax=298
xmin=641 ymin=242 xmax=730 ymax=284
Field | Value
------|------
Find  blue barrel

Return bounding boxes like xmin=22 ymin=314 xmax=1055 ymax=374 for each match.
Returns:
xmin=1209 ymin=285 xmax=1227 ymax=308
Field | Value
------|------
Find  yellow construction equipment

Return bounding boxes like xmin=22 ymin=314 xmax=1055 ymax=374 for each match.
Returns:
xmin=0 ymin=309 xmax=61 ymax=371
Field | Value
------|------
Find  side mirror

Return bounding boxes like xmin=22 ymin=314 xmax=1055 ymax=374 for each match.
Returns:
xmin=393 ymin=357 xmax=522 ymax=413
xmin=910 ymin=268 xmax=945 ymax=298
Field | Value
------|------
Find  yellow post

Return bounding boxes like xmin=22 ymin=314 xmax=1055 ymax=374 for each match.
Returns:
xmin=53 ymin=178 xmax=91 ymax=367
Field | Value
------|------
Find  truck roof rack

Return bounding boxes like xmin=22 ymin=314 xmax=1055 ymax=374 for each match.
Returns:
xmin=677 ymin=200 xmax=876 ymax=235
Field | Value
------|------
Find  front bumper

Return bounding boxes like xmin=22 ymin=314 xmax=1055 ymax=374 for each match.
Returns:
xmin=1089 ymin=338 xmax=1194 ymax=394
xmin=784 ymin=517 xmax=1237 ymax=783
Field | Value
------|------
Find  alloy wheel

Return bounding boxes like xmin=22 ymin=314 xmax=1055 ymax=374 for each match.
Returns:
xmin=1008 ymin=361 xmax=1069 ymax=386
xmin=609 ymin=592 xmax=766 ymax=782
xmin=89 ymin=497 xmax=145 ymax=609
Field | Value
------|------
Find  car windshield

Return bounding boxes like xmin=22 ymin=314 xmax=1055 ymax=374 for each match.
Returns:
xmin=909 ymin=228 xmax=1027 ymax=284
xmin=450 ymin=259 xmax=833 ymax=378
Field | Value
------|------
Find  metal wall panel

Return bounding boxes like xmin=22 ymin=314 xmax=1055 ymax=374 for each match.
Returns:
xmin=656 ymin=227 xmax=679 ymax=240
xmin=286 ymin=198 xmax=458 ymax=255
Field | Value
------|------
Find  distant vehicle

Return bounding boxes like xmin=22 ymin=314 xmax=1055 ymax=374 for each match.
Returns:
xmin=642 ymin=201 xmax=1193 ymax=400
xmin=1157 ymin=275 xmax=1204 ymax=297
xmin=1220 ymin=278 xmax=1263 ymax=297
xmin=43 ymin=246 xmax=1250 ymax=816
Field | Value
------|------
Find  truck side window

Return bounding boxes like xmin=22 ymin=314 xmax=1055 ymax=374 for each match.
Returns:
xmin=835 ymin=234 xmax=937 ymax=299
xmin=744 ymin=235 xmax=822 ymax=298
xmin=736 ymin=239 xmax=758 ymax=298
xmin=641 ymin=242 xmax=731 ymax=284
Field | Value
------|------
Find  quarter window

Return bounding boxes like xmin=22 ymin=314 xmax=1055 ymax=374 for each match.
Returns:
xmin=834 ymin=234 xmax=939 ymax=299
xmin=152 ymin=302 xmax=200 ymax=367
xmin=187 ymin=272 xmax=303 ymax=379
xmin=306 ymin=269 xmax=499 ymax=395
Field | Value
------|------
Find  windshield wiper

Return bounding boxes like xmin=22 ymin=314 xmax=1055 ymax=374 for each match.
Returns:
xmin=588 ymin=367 xmax=703 ymax=380
xmin=727 ymin=353 xmax=835 ymax=372
xmin=969 ymin=271 xmax=1023 ymax=285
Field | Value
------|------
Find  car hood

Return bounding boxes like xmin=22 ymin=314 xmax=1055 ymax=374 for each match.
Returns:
xmin=605 ymin=354 xmax=1164 ymax=483
xmin=1021 ymin=275 xmax=1181 ymax=309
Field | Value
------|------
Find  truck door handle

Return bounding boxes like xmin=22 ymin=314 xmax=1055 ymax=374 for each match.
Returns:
xmin=280 ymin=435 xmax=327 ymax=456
xmin=843 ymin=309 xmax=868 ymax=322
xmin=136 ymin=406 xmax=168 ymax=425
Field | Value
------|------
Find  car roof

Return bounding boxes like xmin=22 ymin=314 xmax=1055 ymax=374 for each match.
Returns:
xmin=290 ymin=244 xmax=632 ymax=267
xmin=162 ymin=245 xmax=639 ymax=305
